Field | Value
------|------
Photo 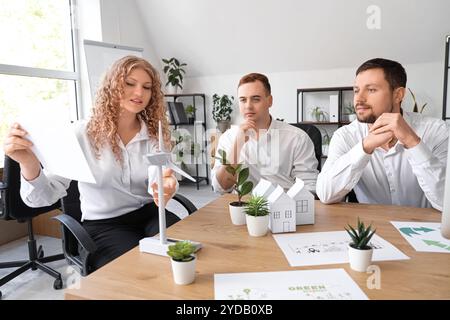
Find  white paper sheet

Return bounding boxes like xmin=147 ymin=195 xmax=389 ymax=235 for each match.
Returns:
xmin=18 ymin=105 xmax=96 ymax=184
xmin=214 ymin=268 xmax=368 ymax=300
xmin=391 ymin=221 xmax=450 ymax=253
xmin=273 ymin=231 xmax=409 ymax=267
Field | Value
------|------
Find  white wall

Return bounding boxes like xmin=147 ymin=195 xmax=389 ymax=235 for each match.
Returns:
xmin=100 ymin=0 xmax=160 ymax=71
xmin=184 ymin=61 xmax=445 ymax=129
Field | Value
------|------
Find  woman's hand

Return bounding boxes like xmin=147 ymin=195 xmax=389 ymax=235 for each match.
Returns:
xmin=3 ymin=123 xmax=41 ymax=180
xmin=151 ymin=168 xmax=177 ymax=206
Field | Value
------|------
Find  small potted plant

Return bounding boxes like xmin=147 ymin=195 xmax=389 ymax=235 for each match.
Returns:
xmin=212 ymin=94 xmax=234 ymax=133
xmin=310 ymin=106 xmax=329 ymax=122
xmin=185 ymin=104 xmax=196 ymax=124
xmin=345 ymin=218 xmax=376 ymax=272
xmin=343 ymin=102 xmax=357 ymax=122
xmin=244 ymin=195 xmax=270 ymax=237
xmin=167 ymin=240 xmax=197 ymax=285
xmin=216 ymin=149 xmax=254 ymax=225
xmin=162 ymin=57 xmax=187 ymax=94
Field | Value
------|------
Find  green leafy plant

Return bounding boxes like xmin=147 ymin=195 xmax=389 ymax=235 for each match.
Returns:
xmin=212 ymin=94 xmax=234 ymax=121
xmin=167 ymin=241 xmax=196 ymax=262
xmin=185 ymin=104 xmax=196 ymax=118
xmin=216 ymin=148 xmax=253 ymax=205
xmin=345 ymin=218 xmax=376 ymax=250
xmin=343 ymin=102 xmax=355 ymax=115
xmin=322 ymin=130 xmax=331 ymax=146
xmin=408 ymin=88 xmax=427 ymax=113
xmin=244 ymin=195 xmax=270 ymax=217
xmin=162 ymin=57 xmax=187 ymax=89
xmin=310 ymin=106 xmax=329 ymax=122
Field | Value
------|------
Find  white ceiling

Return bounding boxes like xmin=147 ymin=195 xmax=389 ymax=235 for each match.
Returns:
xmin=136 ymin=0 xmax=450 ymax=77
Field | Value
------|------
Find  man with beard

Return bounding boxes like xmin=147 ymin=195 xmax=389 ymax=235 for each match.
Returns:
xmin=316 ymin=58 xmax=448 ymax=210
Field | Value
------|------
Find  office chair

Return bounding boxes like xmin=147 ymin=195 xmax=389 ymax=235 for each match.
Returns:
xmin=290 ymin=123 xmax=322 ymax=171
xmin=0 ymin=156 xmax=65 ymax=299
xmin=53 ymin=180 xmax=198 ymax=276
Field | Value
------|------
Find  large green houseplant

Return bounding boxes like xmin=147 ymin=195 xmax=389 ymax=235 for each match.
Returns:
xmin=162 ymin=57 xmax=187 ymax=94
xmin=216 ymin=148 xmax=254 ymax=225
xmin=212 ymin=94 xmax=234 ymax=133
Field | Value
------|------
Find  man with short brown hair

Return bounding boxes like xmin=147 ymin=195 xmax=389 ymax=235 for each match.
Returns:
xmin=211 ymin=73 xmax=318 ymax=193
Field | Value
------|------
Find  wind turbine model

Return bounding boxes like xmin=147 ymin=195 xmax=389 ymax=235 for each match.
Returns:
xmin=139 ymin=121 xmax=202 ymax=256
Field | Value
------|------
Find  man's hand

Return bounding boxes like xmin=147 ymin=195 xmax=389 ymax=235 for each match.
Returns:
xmin=363 ymin=130 xmax=396 ymax=154
xmin=238 ymin=119 xmax=258 ymax=141
xmin=151 ymin=168 xmax=177 ymax=206
xmin=369 ymin=113 xmax=420 ymax=149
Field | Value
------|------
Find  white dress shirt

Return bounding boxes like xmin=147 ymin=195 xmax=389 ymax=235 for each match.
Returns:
xmin=211 ymin=118 xmax=318 ymax=193
xmin=20 ymin=120 xmax=177 ymax=221
xmin=316 ymin=112 xmax=448 ymax=210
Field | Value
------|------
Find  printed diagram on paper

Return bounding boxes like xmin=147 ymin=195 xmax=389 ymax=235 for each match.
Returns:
xmin=273 ymin=231 xmax=409 ymax=267
xmin=214 ymin=269 xmax=368 ymax=300
xmin=391 ymin=221 xmax=450 ymax=253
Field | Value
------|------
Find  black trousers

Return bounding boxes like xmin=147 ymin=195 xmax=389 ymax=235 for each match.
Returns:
xmin=83 ymin=202 xmax=180 ymax=271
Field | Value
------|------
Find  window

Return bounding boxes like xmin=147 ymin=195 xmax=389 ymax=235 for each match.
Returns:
xmin=273 ymin=211 xmax=280 ymax=219
xmin=285 ymin=210 xmax=293 ymax=219
xmin=296 ymin=200 xmax=309 ymax=213
xmin=0 ymin=0 xmax=79 ymax=167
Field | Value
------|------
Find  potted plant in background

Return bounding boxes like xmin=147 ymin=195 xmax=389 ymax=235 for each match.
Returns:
xmin=212 ymin=94 xmax=234 ymax=133
xmin=408 ymin=88 xmax=427 ymax=113
xmin=162 ymin=57 xmax=187 ymax=94
xmin=216 ymin=149 xmax=254 ymax=225
xmin=185 ymin=104 xmax=196 ymax=124
xmin=310 ymin=106 xmax=329 ymax=122
xmin=346 ymin=218 xmax=376 ymax=272
xmin=244 ymin=195 xmax=270 ymax=237
xmin=167 ymin=241 xmax=197 ymax=285
xmin=343 ymin=102 xmax=356 ymax=122
xmin=322 ymin=130 xmax=331 ymax=156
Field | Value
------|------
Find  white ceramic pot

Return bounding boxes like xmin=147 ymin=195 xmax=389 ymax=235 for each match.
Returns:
xmin=171 ymin=257 xmax=196 ymax=285
xmin=229 ymin=202 xmax=247 ymax=225
xmin=246 ymin=215 xmax=269 ymax=237
xmin=217 ymin=120 xmax=231 ymax=133
xmin=348 ymin=244 xmax=373 ymax=272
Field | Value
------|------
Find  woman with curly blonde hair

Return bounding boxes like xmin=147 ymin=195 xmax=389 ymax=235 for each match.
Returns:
xmin=4 ymin=56 xmax=181 ymax=270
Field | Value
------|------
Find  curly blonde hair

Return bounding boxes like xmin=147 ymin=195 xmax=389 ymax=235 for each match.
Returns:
xmin=87 ymin=56 xmax=170 ymax=163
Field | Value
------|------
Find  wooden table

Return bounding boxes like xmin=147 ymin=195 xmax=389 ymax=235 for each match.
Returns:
xmin=65 ymin=194 xmax=450 ymax=300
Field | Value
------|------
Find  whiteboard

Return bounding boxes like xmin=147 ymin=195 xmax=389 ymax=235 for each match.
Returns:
xmin=84 ymin=40 xmax=143 ymax=103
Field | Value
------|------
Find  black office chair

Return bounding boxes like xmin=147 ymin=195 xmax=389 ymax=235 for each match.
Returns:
xmin=53 ymin=180 xmax=198 ymax=276
xmin=290 ymin=123 xmax=322 ymax=171
xmin=0 ymin=156 xmax=65 ymax=299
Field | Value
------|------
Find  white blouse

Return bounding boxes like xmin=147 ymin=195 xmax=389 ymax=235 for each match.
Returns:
xmin=20 ymin=120 xmax=176 ymax=221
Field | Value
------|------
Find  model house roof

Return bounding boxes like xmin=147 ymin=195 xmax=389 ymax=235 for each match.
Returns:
xmin=252 ymin=178 xmax=275 ymax=198
xmin=287 ymin=178 xmax=306 ymax=198
xmin=268 ymin=185 xmax=292 ymax=203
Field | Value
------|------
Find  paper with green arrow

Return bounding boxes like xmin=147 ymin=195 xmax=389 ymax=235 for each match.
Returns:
xmin=391 ymin=221 xmax=450 ymax=253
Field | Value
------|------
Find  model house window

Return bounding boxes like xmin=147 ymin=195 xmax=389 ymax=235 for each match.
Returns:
xmin=273 ymin=211 xmax=281 ymax=219
xmin=0 ymin=0 xmax=79 ymax=167
xmin=296 ymin=200 xmax=309 ymax=213
xmin=285 ymin=210 xmax=293 ymax=218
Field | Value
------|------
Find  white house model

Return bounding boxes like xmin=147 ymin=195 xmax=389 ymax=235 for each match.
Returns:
xmin=267 ymin=185 xmax=296 ymax=233
xmin=252 ymin=178 xmax=276 ymax=198
xmin=286 ymin=178 xmax=315 ymax=225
